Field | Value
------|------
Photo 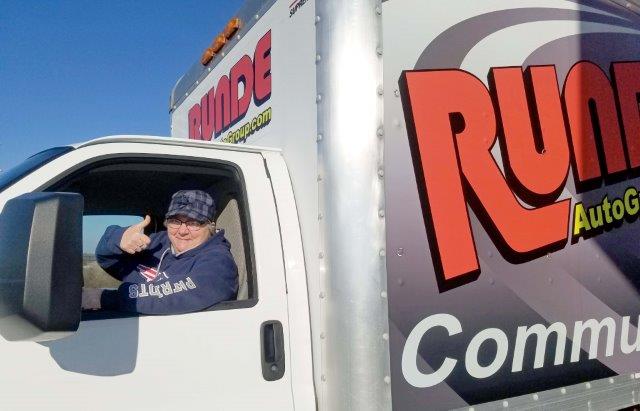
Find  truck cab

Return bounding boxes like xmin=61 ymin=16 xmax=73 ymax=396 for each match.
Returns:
xmin=0 ymin=136 xmax=315 ymax=410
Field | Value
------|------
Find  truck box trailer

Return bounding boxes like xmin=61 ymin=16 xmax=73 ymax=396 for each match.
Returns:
xmin=2 ymin=0 xmax=640 ymax=409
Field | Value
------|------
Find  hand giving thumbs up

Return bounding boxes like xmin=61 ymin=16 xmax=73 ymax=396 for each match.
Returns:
xmin=119 ymin=215 xmax=152 ymax=254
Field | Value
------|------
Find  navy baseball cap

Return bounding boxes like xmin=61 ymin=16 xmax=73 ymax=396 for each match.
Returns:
xmin=165 ymin=190 xmax=216 ymax=223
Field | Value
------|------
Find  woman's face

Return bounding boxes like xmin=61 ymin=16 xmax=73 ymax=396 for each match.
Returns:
xmin=166 ymin=215 xmax=211 ymax=253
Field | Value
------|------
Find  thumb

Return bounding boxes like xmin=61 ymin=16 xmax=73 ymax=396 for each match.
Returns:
xmin=137 ymin=215 xmax=151 ymax=231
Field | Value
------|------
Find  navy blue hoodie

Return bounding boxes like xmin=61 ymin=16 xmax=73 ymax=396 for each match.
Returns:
xmin=96 ymin=226 xmax=238 ymax=315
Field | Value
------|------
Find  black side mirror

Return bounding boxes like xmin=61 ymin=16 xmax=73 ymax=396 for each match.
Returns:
xmin=0 ymin=192 xmax=83 ymax=341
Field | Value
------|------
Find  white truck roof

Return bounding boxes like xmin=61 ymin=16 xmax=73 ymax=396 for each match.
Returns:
xmin=73 ymin=135 xmax=281 ymax=155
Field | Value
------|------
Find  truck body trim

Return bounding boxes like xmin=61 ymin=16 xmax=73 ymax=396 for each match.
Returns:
xmin=315 ymin=1 xmax=392 ymax=409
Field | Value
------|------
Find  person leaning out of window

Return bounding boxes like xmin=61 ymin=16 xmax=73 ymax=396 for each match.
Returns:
xmin=81 ymin=190 xmax=238 ymax=315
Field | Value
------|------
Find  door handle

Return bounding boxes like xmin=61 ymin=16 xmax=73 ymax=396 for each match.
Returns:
xmin=260 ymin=320 xmax=285 ymax=381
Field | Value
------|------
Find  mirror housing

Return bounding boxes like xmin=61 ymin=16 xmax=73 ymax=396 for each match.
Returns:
xmin=0 ymin=192 xmax=83 ymax=341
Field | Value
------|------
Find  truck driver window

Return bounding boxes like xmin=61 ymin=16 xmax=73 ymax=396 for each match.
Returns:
xmin=44 ymin=158 xmax=256 ymax=319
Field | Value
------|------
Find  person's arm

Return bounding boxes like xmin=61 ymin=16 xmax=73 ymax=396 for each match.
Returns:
xmin=100 ymin=249 xmax=238 ymax=315
xmin=95 ymin=225 xmax=131 ymax=281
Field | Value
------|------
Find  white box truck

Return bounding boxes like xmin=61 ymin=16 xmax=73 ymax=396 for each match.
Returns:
xmin=2 ymin=0 xmax=640 ymax=409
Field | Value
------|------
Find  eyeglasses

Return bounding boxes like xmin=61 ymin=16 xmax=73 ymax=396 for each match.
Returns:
xmin=164 ymin=218 xmax=208 ymax=232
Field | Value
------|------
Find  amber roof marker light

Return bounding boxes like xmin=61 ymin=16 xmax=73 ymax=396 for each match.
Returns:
xmin=200 ymin=48 xmax=215 ymax=66
xmin=200 ymin=17 xmax=243 ymax=66
xmin=223 ymin=17 xmax=242 ymax=38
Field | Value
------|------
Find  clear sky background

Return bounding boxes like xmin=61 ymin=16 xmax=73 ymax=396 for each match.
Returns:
xmin=0 ymin=0 xmax=244 ymax=173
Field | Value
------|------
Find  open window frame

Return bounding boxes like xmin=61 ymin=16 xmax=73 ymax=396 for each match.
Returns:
xmin=41 ymin=154 xmax=259 ymax=320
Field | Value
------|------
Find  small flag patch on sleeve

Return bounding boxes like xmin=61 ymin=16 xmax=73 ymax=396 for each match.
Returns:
xmin=137 ymin=264 xmax=158 ymax=282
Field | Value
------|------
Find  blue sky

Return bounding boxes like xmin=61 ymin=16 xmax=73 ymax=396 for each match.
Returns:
xmin=0 ymin=0 xmax=243 ymax=172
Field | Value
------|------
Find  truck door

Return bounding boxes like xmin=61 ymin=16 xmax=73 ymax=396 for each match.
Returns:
xmin=0 ymin=140 xmax=294 ymax=410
